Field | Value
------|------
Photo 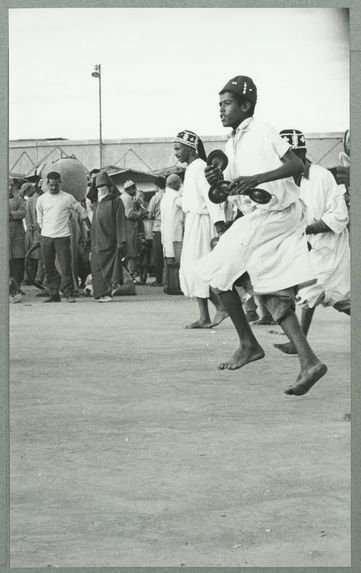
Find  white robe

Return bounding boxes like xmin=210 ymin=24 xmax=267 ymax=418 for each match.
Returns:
xmin=195 ymin=118 xmax=314 ymax=293
xmin=160 ymin=187 xmax=184 ymax=257
xmin=296 ymin=164 xmax=350 ymax=308
xmin=179 ymin=158 xmax=225 ymax=298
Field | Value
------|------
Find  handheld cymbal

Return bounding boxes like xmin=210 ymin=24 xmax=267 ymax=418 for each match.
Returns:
xmin=207 ymin=149 xmax=229 ymax=171
xmin=208 ymin=180 xmax=272 ymax=205
xmin=208 ymin=180 xmax=231 ymax=204
xmin=246 ymin=187 xmax=273 ymax=204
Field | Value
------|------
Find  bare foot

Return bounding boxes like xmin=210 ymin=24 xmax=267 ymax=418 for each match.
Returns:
xmin=218 ymin=345 xmax=265 ymax=370
xmin=185 ymin=319 xmax=213 ymax=329
xmin=274 ymin=341 xmax=297 ymax=355
xmin=210 ymin=309 xmax=229 ymax=327
xmin=285 ymin=362 xmax=328 ymax=396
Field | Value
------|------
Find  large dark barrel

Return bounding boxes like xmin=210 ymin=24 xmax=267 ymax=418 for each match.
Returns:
xmin=39 ymin=157 xmax=88 ymax=201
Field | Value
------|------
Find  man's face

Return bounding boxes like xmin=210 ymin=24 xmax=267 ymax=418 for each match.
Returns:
xmin=9 ymin=180 xmax=19 ymax=197
xmin=293 ymin=149 xmax=307 ymax=165
xmin=219 ymin=91 xmax=248 ymax=129
xmin=26 ymin=186 xmax=35 ymax=198
xmin=174 ymin=142 xmax=189 ymax=164
xmin=97 ymin=185 xmax=109 ymax=194
xmin=47 ymin=178 xmax=60 ymax=194
xmin=127 ymin=185 xmax=137 ymax=197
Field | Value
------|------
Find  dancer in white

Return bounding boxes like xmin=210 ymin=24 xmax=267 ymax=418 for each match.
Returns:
xmin=174 ymin=130 xmax=228 ymax=328
xmin=274 ymin=129 xmax=350 ymax=354
xmin=195 ymin=75 xmax=327 ymax=395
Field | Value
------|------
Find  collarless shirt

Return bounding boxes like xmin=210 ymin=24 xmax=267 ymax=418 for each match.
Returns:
xmin=36 ymin=190 xmax=88 ymax=238
xmin=223 ymin=117 xmax=300 ymax=211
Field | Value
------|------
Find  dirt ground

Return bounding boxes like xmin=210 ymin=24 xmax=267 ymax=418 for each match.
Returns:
xmin=9 ymin=284 xmax=350 ymax=567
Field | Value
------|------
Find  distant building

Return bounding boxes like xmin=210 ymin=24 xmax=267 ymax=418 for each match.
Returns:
xmin=9 ymin=133 xmax=345 ymax=180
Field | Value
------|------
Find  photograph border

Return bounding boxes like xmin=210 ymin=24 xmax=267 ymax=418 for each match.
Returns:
xmin=1 ymin=1 xmax=360 ymax=572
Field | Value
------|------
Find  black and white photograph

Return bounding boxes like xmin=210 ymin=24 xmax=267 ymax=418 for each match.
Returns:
xmin=7 ymin=5 xmax=351 ymax=568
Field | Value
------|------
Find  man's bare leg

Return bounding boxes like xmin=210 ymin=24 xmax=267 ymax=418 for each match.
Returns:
xmin=275 ymin=307 xmax=315 ymax=354
xmin=209 ymin=289 xmax=229 ymax=327
xmin=279 ymin=310 xmax=327 ymax=395
xmin=217 ymin=289 xmax=265 ymax=370
xmin=185 ymin=297 xmax=213 ymax=329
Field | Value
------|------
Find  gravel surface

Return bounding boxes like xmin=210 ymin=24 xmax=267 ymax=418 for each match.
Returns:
xmin=9 ymin=285 xmax=350 ymax=567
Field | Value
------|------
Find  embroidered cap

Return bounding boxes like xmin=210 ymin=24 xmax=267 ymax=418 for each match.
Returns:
xmin=124 ymin=179 xmax=136 ymax=190
xmin=219 ymin=76 xmax=257 ymax=103
xmin=279 ymin=129 xmax=307 ymax=150
xmin=174 ymin=130 xmax=199 ymax=150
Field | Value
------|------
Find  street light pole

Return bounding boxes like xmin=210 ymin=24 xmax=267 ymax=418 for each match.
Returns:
xmin=91 ymin=64 xmax=103 ymax=168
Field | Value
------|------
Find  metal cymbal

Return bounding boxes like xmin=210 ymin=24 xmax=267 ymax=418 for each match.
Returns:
xmin=246 ymin=187 xmax=272 ymax=204
xmin=208 ymin=180 xmax=272 ymax=205
xmin=208 ymin=180 xmax=231 ymax=203
xmin=207 ymin=149 xmax=229 ymax=171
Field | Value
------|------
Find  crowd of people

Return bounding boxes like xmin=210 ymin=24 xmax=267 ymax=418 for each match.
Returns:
xmin=8 ymin=73 xmax=350 ymax=395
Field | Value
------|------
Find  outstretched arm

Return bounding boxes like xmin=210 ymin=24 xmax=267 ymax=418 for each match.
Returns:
xmin=229 ymin=149 xmax=304 ymax=194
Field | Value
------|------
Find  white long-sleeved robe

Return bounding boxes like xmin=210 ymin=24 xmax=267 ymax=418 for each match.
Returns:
xmin=195 ymin=118 xmax=314 ymax=293
xmin=179 ymin=157 xmax=225 ymax=298
xmin=160 ymin=187 xmax=184 ymax=257
xmin=296 ymin=164 xmax=350 ymax=308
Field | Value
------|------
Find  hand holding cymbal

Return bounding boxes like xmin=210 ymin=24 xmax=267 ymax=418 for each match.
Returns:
xmin=208 ymin=181 xmax=272 ymax=205
xmin=205 ymin=149 xmax=228 ymax=185
xmin=207 ymin=149 xmax=229 ymax=171
xmin=206 ymin=150 xmax=272 ymax=205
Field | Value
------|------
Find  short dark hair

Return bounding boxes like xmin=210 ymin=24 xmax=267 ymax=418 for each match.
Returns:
xmin=232 ymin=93 xmax=256 ymax=116
xmin=154 ymin=176 xmax=166 ymax=189
xmin=89 ymin=168 xmax=100 ymax=176
xmin=46 ymin=171 xmax=61 ymax=181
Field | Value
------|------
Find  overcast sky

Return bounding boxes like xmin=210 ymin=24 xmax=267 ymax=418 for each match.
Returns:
xmin=9 ymin=7 xmax=349 ymax=141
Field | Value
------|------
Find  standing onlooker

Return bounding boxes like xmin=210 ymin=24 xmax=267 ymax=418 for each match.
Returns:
xmin=36 ymin=171 xmax=91 ymax=303
xmin=9 ymin=178 xmax=26 ymax=293
xmin=134 ymin=188 xmax=148 ymax=210
xmin=160 ymin=174 xmax=184 ymax=264
xmin=24 ymin=181 xmax=42 ymax=282
xmin=90 ymin=171 xmax=127 ymax=302
xmin=120 ymin=180 xmax=148 ymax=279
xmin=148 ymin=176 xmax=166 ymax=286
xmin=20 ymin=182 xmax=36 ymax=285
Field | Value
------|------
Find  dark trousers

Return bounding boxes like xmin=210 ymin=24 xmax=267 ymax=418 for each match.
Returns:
xmin=26 ymin=258 xmax=38 ymax=283
xmin=152 ymin=231 xmax=164 ymax=284
xmin=9 ymin=259 xmax=24 ymax=288
xmin=40 ymin=236 xmax=73 ymax=297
